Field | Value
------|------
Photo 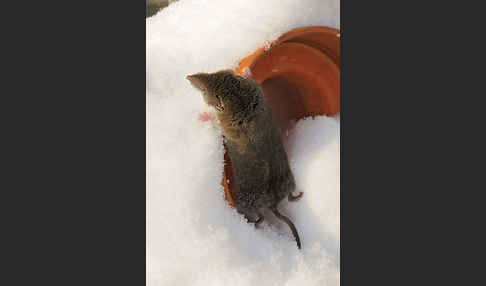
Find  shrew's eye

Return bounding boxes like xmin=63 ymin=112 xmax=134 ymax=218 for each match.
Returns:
xmin=215 ymin=104 xmax=224 ymax=112
xmin=215 ymin=97 xmax=224 ymax=111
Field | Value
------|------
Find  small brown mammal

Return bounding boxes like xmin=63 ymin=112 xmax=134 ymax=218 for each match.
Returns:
xmin=187 ymin=69 xmax=304 ymax=249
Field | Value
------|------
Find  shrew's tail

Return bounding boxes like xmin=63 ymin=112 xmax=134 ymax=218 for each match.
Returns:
xmin=270 ymin=206 xmax=301 ymax=249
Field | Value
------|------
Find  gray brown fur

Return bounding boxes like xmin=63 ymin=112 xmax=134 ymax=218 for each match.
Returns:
xmin=187 ymin=70 xmax=304 ymax=249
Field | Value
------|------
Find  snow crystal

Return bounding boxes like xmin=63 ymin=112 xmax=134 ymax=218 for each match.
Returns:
xmin=147 ymin=0 xmax=340 ymax=285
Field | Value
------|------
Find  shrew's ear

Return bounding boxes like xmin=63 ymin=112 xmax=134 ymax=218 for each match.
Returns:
xmin=186 ymin=73 xmax=208 ymax=91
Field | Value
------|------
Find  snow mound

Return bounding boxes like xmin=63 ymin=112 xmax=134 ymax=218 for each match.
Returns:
xmin=147 ymin=0 xmax=340 ymax=285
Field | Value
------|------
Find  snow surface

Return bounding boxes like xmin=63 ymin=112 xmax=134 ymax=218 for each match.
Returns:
xmin=147 ymin=0 xmax=340 ymax=285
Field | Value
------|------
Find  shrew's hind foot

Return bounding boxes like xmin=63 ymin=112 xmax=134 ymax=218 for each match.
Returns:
xmin=288 ymin=192 xmax=304 ymax=202
xmin=254 ymin=214 xmax=264 ymax=228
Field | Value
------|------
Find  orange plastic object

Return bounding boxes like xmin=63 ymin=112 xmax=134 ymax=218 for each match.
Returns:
xmin=222 ymin=26 xmax=340 ymax=207
xmin=221 ymin=145 xmax=235 ymax=206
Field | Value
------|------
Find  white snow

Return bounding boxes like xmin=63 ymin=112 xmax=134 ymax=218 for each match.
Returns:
xmin=147 ymin=0 xmax=340 ymax=285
